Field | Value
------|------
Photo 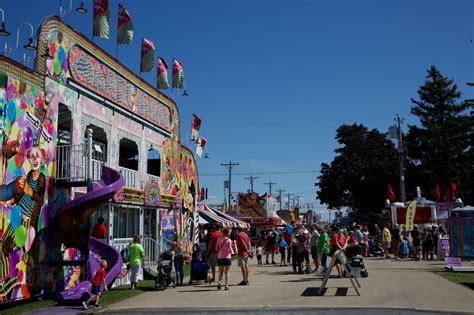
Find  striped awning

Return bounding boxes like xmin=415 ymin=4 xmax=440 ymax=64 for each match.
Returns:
xmin=198 ymin=205 xmax=235 ymax=227
xmin=198 ymin=204 xmax=250 ymax=228
xmin=205 ymin=205 xmax=250 ymax=228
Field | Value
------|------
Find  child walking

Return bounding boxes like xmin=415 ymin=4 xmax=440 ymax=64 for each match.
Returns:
xmin=256 ymin=243 xmax=263 ymax=267
xmin=83 ymin=260 xmax=108 ymax=310
xmin=278 ymin=236 xmax=288 ymax=266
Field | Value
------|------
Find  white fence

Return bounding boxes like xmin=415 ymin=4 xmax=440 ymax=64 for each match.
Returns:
xmin=118 ymin=166 xmax=139 ymax=188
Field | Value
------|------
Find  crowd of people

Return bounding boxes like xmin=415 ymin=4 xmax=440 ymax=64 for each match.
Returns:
xmin=84 ymin=216 xmax=449 ymax=307
xmin=253 ymin=221 xmax=449 ymax=278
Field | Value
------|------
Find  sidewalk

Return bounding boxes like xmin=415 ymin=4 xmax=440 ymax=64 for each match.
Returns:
xmin=104 ymin=257 xmax=474 ymax=313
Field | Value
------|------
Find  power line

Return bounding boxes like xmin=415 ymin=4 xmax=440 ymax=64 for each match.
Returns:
xmin=200 ymin=170 xmax=320 ymax=176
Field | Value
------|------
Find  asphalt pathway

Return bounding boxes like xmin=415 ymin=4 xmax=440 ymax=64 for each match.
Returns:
xmin=101 ymin=257 xmax=474 ymax=314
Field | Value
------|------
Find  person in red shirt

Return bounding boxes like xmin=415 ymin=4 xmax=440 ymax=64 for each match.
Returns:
xmin=329 ymin=226 xmax=347 ymax=278
xmin=236 ymin=227 xmax=251 ymax=285
xmin=92 ymin=217 xmax=107 ymax=240
xmin=206 ymin=224 xmax=223 ymax=283
xmin=83 ymin=260 xmax=108 ymax=310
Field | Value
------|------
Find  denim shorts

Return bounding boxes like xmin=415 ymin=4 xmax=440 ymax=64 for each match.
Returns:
xmin=91 ymin=284 xmax=101 ymax=296
xmin=218 ymin=258 xmax=232 ymax=266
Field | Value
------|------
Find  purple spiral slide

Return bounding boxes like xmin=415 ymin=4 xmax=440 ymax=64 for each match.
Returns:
xmin=55 ymin=166 xmax=124 ymax=303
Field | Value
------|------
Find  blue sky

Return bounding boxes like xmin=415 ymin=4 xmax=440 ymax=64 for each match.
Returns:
xmin=2 ymin=0 xmax=473 ymax=220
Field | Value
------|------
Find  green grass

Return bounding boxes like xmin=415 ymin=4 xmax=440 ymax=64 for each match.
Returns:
xmin=0 ymin=262 xmax=196 ymax=314
xmin=1 ymin=259 xmax=233 ymax=313
xmin=434 ymin=270 xmax=474 ymax=290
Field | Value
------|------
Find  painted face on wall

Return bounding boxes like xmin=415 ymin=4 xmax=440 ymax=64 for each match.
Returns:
xmin=28 ymin=147 xmax=44 ymax=171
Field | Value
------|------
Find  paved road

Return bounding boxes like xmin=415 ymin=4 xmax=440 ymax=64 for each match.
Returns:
xmin=103 ymin=257 xmax=474 ymax=314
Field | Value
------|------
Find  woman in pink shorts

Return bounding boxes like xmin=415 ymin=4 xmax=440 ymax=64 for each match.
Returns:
xmin=216 ymin=227 xmax=233 ymax=290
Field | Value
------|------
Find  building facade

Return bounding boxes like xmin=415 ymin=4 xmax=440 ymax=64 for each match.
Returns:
xmin=0 ymin=16 xmax=199 ymax=303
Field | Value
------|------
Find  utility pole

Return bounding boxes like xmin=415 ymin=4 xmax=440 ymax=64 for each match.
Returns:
xmin=244 ymin=175 xmax=259 ymax=192
xmin=294 ymin=196 xmax=302 ymax=208
xmin=221 ymin=161 xmax=239 ymax=209
xmin=287 ymin=193 xmax=294 ymax=210
xmin=395 ymin=115 xmax=406 ymax=203
xmin=264 ymin=181 xmax=277 ymax=195
xmin=276 ymin=189 xmax=285 ymax=210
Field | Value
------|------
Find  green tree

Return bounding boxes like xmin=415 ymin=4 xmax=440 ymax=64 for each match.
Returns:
xmin=316 ymin=124 xmax=398 ymax=215
xmin=405 ymin=66 xmax=473 ymax=204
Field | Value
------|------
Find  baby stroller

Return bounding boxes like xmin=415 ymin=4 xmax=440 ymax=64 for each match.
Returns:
xmin=189 ymin=244 xmax=210 ymax=285
xmin=155 ymin=251 xmax=176 ymax=290
xmin=343 ymin=245 xmax=369 ymax=278
xmin=368 ymin=239 xmax=384 ymax=257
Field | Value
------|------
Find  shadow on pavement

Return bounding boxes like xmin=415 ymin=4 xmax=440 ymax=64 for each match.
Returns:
xmin=178 ymin=289 xmax=222 ymax=293
xmin=301 ymin=287 xmax=357 ymax=297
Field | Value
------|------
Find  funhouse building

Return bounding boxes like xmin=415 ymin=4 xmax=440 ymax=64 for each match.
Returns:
xmin=0 ymin=15 xmax=199 ymax=304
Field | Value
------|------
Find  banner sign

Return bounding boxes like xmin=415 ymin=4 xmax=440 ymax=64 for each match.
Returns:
xmin=405 ymin=200 xmax=417 ymax=231
xmin=440 ymin=237 xmax=450 ymax=258
xmin=161 ymin=210 xmax=176 ymax=245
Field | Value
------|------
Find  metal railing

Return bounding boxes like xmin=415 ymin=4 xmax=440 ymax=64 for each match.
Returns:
xmin=55 ymin=129 xmax=107 ymax=182
xmin=118 ymin=166 xmax=139 ymax=188
xmin=55 ymin=144 xmax=87 ymax=181
xmin=142 ymin=236 xmax=172 ymax=264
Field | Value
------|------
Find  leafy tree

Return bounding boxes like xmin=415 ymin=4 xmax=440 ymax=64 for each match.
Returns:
xmin=316 ymin=124 xmax=398 ymax=215
xmin=405 ymin=66 xmax=473 ymax=204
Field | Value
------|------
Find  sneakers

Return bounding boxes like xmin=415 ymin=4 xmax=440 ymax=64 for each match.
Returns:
xmin=217 ymin=282 xmax=222 ymax=290
xmin=224 ymin=286 xmax=229 ymax=291
xmin=82 ymin=301 xmax=88 ymax=310
xmin=94 ymin=304 xmax=102 ymax=310
xmin=238 ymin=281 xmax=246 ymax=286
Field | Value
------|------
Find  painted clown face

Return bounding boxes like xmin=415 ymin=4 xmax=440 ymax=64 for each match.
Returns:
xmin=29 ymin=147 xmax=44 ymax=171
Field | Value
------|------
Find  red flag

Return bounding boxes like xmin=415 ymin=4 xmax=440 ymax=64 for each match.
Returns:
xmin=435 ymin=183 xmax=440 ymax=202
xmin=451 ymin=182 xmax=457 ymax=201
xmin=387 ymin=184 xmax=395 ymax=201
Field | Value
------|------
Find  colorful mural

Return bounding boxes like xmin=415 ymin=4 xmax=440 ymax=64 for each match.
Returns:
xmin=144 ymin=177 xmax=161 ymax=207
xmin=161 ymin=138 xmax=179 ymax=195
xmin=46 ymin=30 xmax=74 ymax=84
xmin=238 ymin=192 xmax=268 ymax=217
xmin=62 ymin=247 xmax=84 ymax=290
xmin=0 ymin=72 xmax=57 ymax=303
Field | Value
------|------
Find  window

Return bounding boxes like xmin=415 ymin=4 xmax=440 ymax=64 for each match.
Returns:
xmin=119 ymin=138 xmax=139 ymax=171
xmin=113 ymin=206 xmax=139 ymax=239
xmin=147 ymin=147 xmax=161 ymax=177
xmin=57 ymin=103 xmax=72 ymax=145
xmin=84 ymin=125 xmax=107 ymax=162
